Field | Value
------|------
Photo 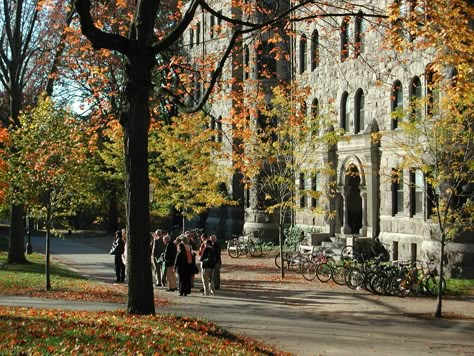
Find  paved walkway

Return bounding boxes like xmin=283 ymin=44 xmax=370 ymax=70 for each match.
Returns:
xmin=1 ymin=235 xmax=474 ymax=355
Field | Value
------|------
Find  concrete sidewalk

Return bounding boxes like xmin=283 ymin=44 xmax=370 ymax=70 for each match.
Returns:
xmin=2 ymin=235 xmax=473 ymax=356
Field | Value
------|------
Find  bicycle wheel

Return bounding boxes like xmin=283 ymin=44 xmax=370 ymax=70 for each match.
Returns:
xmin=383 ymin=274 xmax=397 ymax=296
xmin=316 ymin=262 xmax=332 ymax=283
xmin=363 ymin=271 xmax=376 ymax=293
xmin=227 ymin=241 xmax=239 ymax=258
xmin=325 ymin=256 xmax=336 ymax=266
xmin=424 ymin=275 xmax=446 ymax=296
xmin=340 ymin=245 xmax=353 ymax=260
xmin=332 ymin=265 xmax=347 ymax=285
xmin=249 ymin=243 xmax=263 ymax=257
xmin=239 ymin=244 xmax=250 ymax=257
xmin=275 ymin=252 xmax=288 ymax=269
xmin=302 ymin=260 xmax=317 ymax=281
xmin=345 ymin=267 xmax=364 ymax=290
xmin=393 ymin=276 xmax=411 ymax=298
xmin=288 ymin=252 xmax=305 ymax=273
xmin=370 ymin=272 xmax=387 ymax=295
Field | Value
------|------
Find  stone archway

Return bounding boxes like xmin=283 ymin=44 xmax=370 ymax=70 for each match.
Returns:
xmin=346 ymin=165 xmax=362 ymax=234
xmin=341 ymin=163 xmax=365 ymax=235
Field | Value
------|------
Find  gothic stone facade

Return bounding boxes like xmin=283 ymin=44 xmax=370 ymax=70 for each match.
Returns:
xmin=184 ymin=0 xmax=473 ymax=277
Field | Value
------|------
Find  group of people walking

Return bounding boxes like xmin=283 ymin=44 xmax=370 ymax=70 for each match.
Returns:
xmin=111 ymin=229 xmax=222 ymax=297
xmin=151 ymin=230 xmax=221 ymax=296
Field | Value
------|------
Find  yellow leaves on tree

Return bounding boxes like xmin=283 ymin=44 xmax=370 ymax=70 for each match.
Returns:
xmin=5 ymin=95 xmax=97 ymax=227
xmin=148 ymin=112 xmax=236 ymax=220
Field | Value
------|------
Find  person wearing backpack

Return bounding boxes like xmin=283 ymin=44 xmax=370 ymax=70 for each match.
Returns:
xmin=200 ymin=240 xmax=216 ymax=295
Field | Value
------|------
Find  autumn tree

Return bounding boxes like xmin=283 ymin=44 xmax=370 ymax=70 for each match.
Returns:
xmin=234 ymin=84 xmax=345 ymax=277
xmin=73 ymin=0 xmax=388 ymax=314
xmin=0 ymin=0 xmax=71 ymax=263
xmin=149 ymin=112 xmax=236 ymax=230
xmin=5 ymin=95 xmax=97 ymax=290
xmin=383 ymin=0 xmax=474 ymax=317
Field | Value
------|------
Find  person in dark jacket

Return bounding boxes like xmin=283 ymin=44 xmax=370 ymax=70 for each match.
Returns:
xmin=151 ymin=229 xmax=166 ymax=286
xmin=163 ymin=235 xmax=177 ymax=291
xmin=200 ymin=240 xmax=216 ymax=296
xmin=174 ymin=242 xmax=190 ymax=296
xmin=111 ymin=230 xmax=125 ymax=283
xmin=210 ymin=234 xmax=222 ymax=289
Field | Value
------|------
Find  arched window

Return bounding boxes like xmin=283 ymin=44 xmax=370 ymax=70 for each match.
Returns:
xmin=408 ymin=0 xmax=417 ymax=41
xmin=217 ymin=115 xmax=223 ymax=143
xmin=210 ymin=15 xmax=215 ymax=39
xmin=311 ymin=98 xmax=319 ymax=118
xmin=409 ymin=168 xmax=424 ymax=217
xmin=391 ymin=80 xmax=403 ymax=129
xmin=196 ymin=22 xmax=200 ymax=45
xmin=300 ymin=101 xmax=307 ymax=118
xmin=310 ymin=98 xmax=319 ymax=136
xmin=311 ymin=30 xmax=320 ymax=70
xmin=244 ymin=45 xmax=250 ymax=80
xmin=354 ymin=89 xmax=365 ymax=134
xmin=340 ymin=17 xmax=350 ymax=62
xmin=393 ymin=0 xmax=408 ymax=38
xmin=340 ymin=91 xmax=349 ymax=131
xmin=391 ymin=167 xmax=404 ymax=216
xmin=426 ymin=65 xmax=440 ymax=118
xmin=210 ymin=116 xmax=216 ymax=141
xmin=189 ymin=29 xmax=194 ymax=48
xmin=256 ymin=41 xmax=277 ymax=79
xmin=299 ymin=34 xmax=307 ymax=74
xmin=217 ymin=10 xmax=222 ymax=34
xmin=311 ymin=173 xmax=321 ymax=208
xmin=409 ymin=76 xmax=422 ymax=122
xmin=354 ymin=12 xmax=365 ymax=57
xmin=299 ymin=173 xmax=306 ymax=208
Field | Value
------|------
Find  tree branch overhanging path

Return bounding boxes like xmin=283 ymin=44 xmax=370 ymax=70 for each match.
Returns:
xmin=73 ymin=0 xmax=387 ymax=315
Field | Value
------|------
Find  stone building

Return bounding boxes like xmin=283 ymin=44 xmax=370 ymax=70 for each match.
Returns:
xmin=183 ymin=0 xmax=473 ymax=277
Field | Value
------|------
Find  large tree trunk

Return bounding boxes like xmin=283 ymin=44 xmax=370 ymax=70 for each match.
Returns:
xmin=8 ymin=204 xmax=26 ymax=264
xmin=45 ymin=226 xmax=51 ymax=291
xmin=7 ymin=84 xmax=27 ymax=264
xmin=279 ymin=220 xmax=285 ymax=279
xmin=434 ymin=235 xmax=446 ymax=318
xmin=123 ymin=53 xmax=155 ymax=315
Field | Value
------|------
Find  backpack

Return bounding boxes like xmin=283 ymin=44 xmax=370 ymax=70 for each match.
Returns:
xmin=203 ymin=247 xmax=216 ymax=268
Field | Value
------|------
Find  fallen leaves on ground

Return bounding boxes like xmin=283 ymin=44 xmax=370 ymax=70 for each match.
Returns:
xmin=0 ymin=252 xmax=169 ymax=306
xmin=0 ymin=306 xmax=290 ymax=355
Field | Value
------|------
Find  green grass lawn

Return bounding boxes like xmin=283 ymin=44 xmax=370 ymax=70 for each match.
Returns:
xmin=0 ymin=241 xmax=286 ymax=355
xmin=446 ymin=278 xmax=474 ymax=296
xmin=0 ymin=306 xmax=285 ymax=355
xmin=0 ymin=251 xmax=130 ymax=303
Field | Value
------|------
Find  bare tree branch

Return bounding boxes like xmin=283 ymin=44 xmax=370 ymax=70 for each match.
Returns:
xmin=74 ymin=0 xmax=129 ymax=54
xmin=45 ymin=1 xmax=76 ymax=96
xmin=152 ymin=0 xmax=201 ymax=54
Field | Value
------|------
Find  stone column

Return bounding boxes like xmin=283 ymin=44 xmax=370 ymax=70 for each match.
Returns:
xmin=366 ymin=119 xmax=381 ymax=238
xmin=342 ymin=186 xmax=352 ymax=234
xmin=359 ymin=187 xmax=368 ymax=237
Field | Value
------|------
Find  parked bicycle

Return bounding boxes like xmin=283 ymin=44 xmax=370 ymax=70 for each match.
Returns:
xmin=274 ymin=246 xmax=336 ymax=277
xmin=274 ymin=250 xmax=304 ymax=271
xmin=226 ymin=235 xmax=263 ymax=258
xmin=391 ymin=260 xmax=446 ymax=298
xmin=301 ymin=247 xmax=336 ymax=281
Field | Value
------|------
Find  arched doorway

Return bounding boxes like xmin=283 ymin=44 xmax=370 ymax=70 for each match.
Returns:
xmin=345 ymin=164 xmax=362 ymax=234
